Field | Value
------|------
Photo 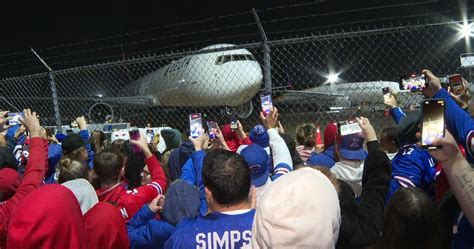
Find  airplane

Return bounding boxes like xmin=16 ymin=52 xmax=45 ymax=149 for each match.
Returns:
xmin=89 ymin=44 xmax=263 ymax=122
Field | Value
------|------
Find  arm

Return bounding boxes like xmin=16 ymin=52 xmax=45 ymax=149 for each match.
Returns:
xmin=77 ymin=116 xmax=94 ymax=168
xmin=179 ymin=158 xmax=196 ymax=185
xmin=389 ymin=107 xmax=406 ymax=124
xmin=429 ymin=130 xmax=474 ymax=224
xmin=340 ymin=117 xmax=392 ymax=247
xmin=127 ymin=200 xmax=174 ymax=248
xmin=191 ymin=150 xmax=208 ymax=216
xmin=267 ymin=128 xmax=293 ymax=180
xmin=0 ymin=109 xmax=46 ymax=234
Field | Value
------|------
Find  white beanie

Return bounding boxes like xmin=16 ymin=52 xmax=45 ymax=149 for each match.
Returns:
xmin=252 ymin=167 xmax=341 ymax=249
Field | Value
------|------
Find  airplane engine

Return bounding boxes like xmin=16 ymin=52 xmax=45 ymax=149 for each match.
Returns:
xmin=232 ymin=100 xmax=254 ymax=119
xmin=88 ymin=102 xmax=114 ymax=123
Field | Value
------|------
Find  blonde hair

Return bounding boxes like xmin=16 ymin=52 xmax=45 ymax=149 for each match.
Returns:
xmin=58 ymin=157 xmax=89 ymax=184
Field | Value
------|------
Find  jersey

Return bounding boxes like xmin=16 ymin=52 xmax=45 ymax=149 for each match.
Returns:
xmin=165 ymin=209 xmax=255 ymax=249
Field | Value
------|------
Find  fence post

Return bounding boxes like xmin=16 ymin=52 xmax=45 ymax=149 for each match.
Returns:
xmin=252 ymin=8 xmax=272 ymax=93
xmin=31 ymin=48 xmax=62 ymax=132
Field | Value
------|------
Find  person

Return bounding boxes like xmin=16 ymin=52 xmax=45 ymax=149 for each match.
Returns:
xmin=63 ymin=116 xmax=94 ymax=168
xmin=7 ymin=184 xmax=87 ymax=249
xmin=422 ymin=69 xmax=474 ymax=163
xmin=0 ymin=109 xmax=47 ymax=247
xmin=62 ymin=178 xmax=99 ymax=215
xmin=90 ymin=130 xmax=106 ymax=154
xmin=94 ymin=133 xmax=168 ymax=221
xmin=239 ymin=107 xmax=293 ymax=201
xmin=376 ymin=187 xmax=443 ymax=249
xmin=161 ymin=128 xmax=182 ymax=153
xmin=335 ymin=117 xmax=392 ymax=249
xmin=165 ymin=148 xmax=255 ymax=248
xmin=252 ymin=167 xmax=340 ymax=248
xmin=388 ymin=113 xmax=436 ymax=199
xmin=308 ymin=122 xmax=338 ymax=168
xmin=429 ymin=129 xmax=474 ymax=248
xmin=295 ymin=123 xmax=318 ymax=162
xmin=84 ymin=202 xmax=130 ymax=249
xmin=279 ymin=133 xmax=304 ymax=166
xmin=330 ymin=131 xmax=367 ymax=196
xmin=379 ymin=126 xmax=399 ymax=161
xmin=57 ymin=157 xmax=90 ymax=184
xmin=127 ymin=180 xmax=200 ymax=249
xmin=167 ymin=139 xmax=194 ymax=182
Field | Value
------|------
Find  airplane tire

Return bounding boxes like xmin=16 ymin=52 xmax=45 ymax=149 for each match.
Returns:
xmin=233 ymin=101 xmax=254 ymax=119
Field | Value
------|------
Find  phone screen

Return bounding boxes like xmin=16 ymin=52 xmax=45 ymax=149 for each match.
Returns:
xmin=129 ymin=128 xmax=142 ymax=153
xmin=261 ymin=94 xmax=273 ymax=116
xmin=421 ymin=99 xmax=445 ymax=149
xmin=399 ymin=74 xmax=427 ymax=93
xmin=449 ymin=74 xmax=464 ymax=96
xmin=7 ymin=112 xmax=23 ymax=126
xmin=146 ymin=129 xmax=155 ymax=144
xmin=189 ymin=113 xmax=202 ymax=138
xmin=337 ymin=120 xmax=362 ymax=136
xmin=230 ymin=116 xmax=238 ymax=130
xmin=207 ymin=121 xmax=218 ymax=140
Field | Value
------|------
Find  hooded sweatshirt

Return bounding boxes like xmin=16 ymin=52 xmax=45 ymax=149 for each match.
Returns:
xmin=84 ymin=202 xmax=130 ymax=249
xmin=7 ymin=184 xmax=86 ymax=249
xmin=62 ymin=178 xmax=99 ymax=214
xmin=0 ymin=137 xmax=47 ymax=247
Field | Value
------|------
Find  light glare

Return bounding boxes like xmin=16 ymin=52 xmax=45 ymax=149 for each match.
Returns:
xmin=327 ymin=73 xmax=339 ymax=83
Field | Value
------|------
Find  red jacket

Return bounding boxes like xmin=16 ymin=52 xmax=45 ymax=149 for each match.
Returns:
xmin=0 ymin=137 xmax=47 ymax=247
xmin=96 ymin=155 xmax=167 ymax=221
xmin=84 ymin=202 xmax=130 ymax=249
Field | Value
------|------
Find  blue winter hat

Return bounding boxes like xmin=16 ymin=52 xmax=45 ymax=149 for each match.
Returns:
xmin=162 ymin=180 xmax=200 ymax=226
xmin=338 ymin=134 xmax=366 ymax=161
xmin=307 ymin=153 xmax=336 ymax=168
xmin=249 ymin=125 xmax=269 ymax=148
xmin=240 ymin=144 xmax=269 ymax=187
xmin=56 ymin=134 xmax=66 ymax=143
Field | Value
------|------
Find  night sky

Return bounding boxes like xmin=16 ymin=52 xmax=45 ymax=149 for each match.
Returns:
xmin=0 ymin=0 xmax=465 ymax=77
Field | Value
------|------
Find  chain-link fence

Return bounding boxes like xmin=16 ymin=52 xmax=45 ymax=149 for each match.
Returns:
xmin=0 ymin=17 xmax=473 ymax=136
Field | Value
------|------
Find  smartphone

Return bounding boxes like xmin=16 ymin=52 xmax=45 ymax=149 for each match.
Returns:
xmin=189 ymin=113 xmax=202 ymax=138
xmin=146 ymin=129 xmax=155 ymax=144
xmin=261 ymin=93 xmax=273 ymax=116
xmin=337 ymin=120 xmax=362 ymax=136
xmin=421 ymin=99 xmax=445 ymax=150
xmin=399 ymin=73 xmax=427 ymax=93
xmin=230 ymin=115 xmax=238 ymax=130
xmin=207 ymin=121 xmax=218 ymax=140
xmin=382 ymin=87 xmax=390 ymax=102
xmin=448 ymin=74 xmax=464 ymax=96
xmin=129 ymin=128 xmax=142 ymax=153
xmin=7 ymin=112 xmax=23 ymax=126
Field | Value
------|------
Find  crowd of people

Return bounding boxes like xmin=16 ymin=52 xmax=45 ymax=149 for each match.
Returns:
xmin=0 ymin=69 xmax=473 ymax=249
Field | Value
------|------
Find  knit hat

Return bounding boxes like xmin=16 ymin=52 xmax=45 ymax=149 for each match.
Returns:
xmin=249 ymin=125 xmax=269 ymax=148
xmin=397 ymin=112 xmax=421 ymax=145
xmin=161 ymin=129 xmax=181 ymax=151
xmin=240 ymin=144 xmax=270 ymax=187
xmin=338 ymin=133 xmax=366 ymax=161
xmin=0 ymin=168 xmax=21 ymax=200
xmin=324 ymin=122 xmax=338 ymax=149
xmin=62 ymin=178 xmax=99 ymax=215
xmin=162 ymin=180 xmax=200 ymax=226
xmin=252 ymin=167 xmax=341 ymax=248
xmin=62 ymin=134 xmax=86 ymax=155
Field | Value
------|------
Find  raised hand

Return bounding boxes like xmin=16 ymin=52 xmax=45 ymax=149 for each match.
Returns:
xmin=260 ymin=107 xmax=279 ymax=129
xmin=19 ymin=109 xmax=41 ymax=138
xmin=355 ymin=116 xmax=377 ymax=142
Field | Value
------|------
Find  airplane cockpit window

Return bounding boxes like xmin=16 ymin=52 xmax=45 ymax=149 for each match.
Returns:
xmin=215 ymin=54 xmax=256 ymax=65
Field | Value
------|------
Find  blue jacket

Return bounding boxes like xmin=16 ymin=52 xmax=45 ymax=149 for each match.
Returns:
xmin=127 ymin=204 xmax=174 ymax=249
xmin=389 ymin=107 xmax=406 ymax=124
xmin=45 ymin=143 xmax=62 ymax=181
xmin=433 ymin=88 xmax=474 ymax=163
xmin=388 ymin=144 xmax=436 ymax=200
xmin=180 ymin=151 xmax=208 ymax=216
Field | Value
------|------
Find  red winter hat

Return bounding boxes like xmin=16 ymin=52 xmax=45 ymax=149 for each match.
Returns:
xmin=324 ymin=122 xmax=338 ymax=149
xmin=8 ymin=184 xmax=86 ymax=249
xmin=84 ymin=202 xmax=130 ymax=249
